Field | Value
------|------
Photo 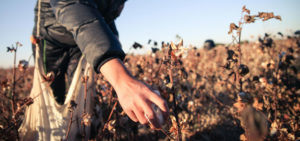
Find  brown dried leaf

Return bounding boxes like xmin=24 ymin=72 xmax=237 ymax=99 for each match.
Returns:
xmin=169 ymin=115 xmax=178 ymax=135
xmin=25 ymin=97 xmax=34 ymax=106
xmin=258 ymin=12 xmax=281 ymax=21
xmin=274 ymin=15 xmax=282 ymax=21
xmin=270 ymin=122 xmax=278 ymax=136
xmin=68 ymin=100 xmax=77 ymax=111
xmin=258 ymin=12 xmax=273 ymax=21
xmin=244 ymin=15 xmax=256 ymax=23
xmin=0 ymin=79 xmax=9 ymax=90
xmin=228 ymin=23 xmax=239 ymax=34
xmin=283 ymin=114 xmax=290 ymax=120
xmin=42 ymin=71 xmax=55 ymax=82
xmin=81 ymin=76 xmax=89 ymax=83
xmin=82 ymin=113 xmax=92 ymax=126
xmin=294 ymin=103 xmax=300 ymax=112
xmin=288 ymin=133 xmax=295 ymax=140
xmin=108 ymin=120 xmax=116 ymax=133
xmin=170 ymin=42 xmax=177 ymax=50
xmin=177 ymin=39 xmax=183 ymax=47
xmin=242 ymin=6 xmax=250 ymax=14
xmin=252 ymin=98 xmax=263 ymax=111
xmin=16 ymin=41 xmax=23 ymax=47
xmin=7 ymin=47 xmax=16 ymax=52
xmin=166 ymin=83 xmax=173 ymax=89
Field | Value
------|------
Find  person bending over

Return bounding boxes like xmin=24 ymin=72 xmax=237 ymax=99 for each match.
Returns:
xmin=33 ymin=0 xmax=168 ymax=128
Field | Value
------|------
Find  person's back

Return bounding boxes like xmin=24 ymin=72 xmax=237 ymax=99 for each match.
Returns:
xmin=34 ymin=0 xmax=124 ymax=46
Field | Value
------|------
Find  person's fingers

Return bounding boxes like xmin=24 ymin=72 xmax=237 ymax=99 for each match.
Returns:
xmin=148 ymin=91 xmax=169 ymax=118
xmin=125 ymin=110 xmax=138 ymax=122
xmin=142 ymin=100 xmax=161 ymax=128
xmin=132 ymin=104 xmax=148 ymax=125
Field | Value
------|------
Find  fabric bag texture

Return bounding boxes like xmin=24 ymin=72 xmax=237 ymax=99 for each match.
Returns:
xmin=19 ymin=46 xmax=99 ymax=141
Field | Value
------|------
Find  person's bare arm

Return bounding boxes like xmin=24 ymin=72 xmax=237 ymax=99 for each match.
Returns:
xmin=100 ymin=58 xmax=169 ymax=128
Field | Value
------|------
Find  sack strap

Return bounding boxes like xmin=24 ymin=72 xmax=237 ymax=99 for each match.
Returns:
xmin=34 ymin=0 xmax=50 ymax=80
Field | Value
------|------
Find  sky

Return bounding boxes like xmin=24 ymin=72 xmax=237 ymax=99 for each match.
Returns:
xmin=0 ymin=0 xmax=299 ymax=68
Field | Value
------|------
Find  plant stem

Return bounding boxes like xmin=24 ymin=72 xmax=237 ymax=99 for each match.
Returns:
xmin=99 ymin=101 xmax=118 ymax=139
xmin=11 ymin=45 xmax=18 ymax=116
xmin=168 ymin=62 xmax=181 ymax=141
xmin=65 ymin=109 xmax=74 ymax=140
xmin=172 ymin=91 xmax=181 ymax=141
xmin=82 ymin=76 xmax=88 ymax=139
xmin=11 ymin=45 xmax=18 ymax=140
xmin=238 ymin=30 xmax=243 ymax=92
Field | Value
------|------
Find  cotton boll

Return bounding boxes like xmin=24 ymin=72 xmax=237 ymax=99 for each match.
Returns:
xmin=150 ymin=90 xmax=164 ymax=127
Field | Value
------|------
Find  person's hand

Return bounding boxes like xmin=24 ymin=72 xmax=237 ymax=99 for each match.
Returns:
xmin=115 ymin=78 xmax=168 ymax=128
xmin=100 ymin=58 xmax=169 ymax=128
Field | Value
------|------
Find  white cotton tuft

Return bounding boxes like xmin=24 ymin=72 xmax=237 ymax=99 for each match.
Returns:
xmin=151 ymin=90 xmax=164 ymax=126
